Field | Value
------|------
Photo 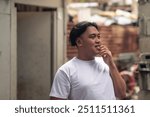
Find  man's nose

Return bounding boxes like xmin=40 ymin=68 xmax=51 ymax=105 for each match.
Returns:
xmin=95 ymin=37 xmax=100 ymax=43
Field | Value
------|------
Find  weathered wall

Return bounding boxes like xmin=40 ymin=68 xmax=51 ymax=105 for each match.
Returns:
xmin=0 ymin=0 xmax=11 ymax=99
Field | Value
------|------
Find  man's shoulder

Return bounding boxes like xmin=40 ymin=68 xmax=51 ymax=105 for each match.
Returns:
xmin=59 ymin=57 xmax=76 ymax=70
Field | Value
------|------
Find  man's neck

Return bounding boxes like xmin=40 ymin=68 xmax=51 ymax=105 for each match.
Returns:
xmin=77 ymin=54 xmax=95 ymax=61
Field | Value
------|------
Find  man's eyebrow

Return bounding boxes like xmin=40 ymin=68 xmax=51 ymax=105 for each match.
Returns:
xmin=89 ymin=33 xmax=100 ymax=36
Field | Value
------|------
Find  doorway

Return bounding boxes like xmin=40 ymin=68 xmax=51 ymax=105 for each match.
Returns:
xmin=16 ymin=4 xmax=56 ymax=99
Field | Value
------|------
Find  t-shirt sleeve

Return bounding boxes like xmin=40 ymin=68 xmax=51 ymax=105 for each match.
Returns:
xmin=49 ymin=69 xmax=70 ymax=99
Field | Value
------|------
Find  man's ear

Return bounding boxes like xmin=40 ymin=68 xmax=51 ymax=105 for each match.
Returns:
xmin=76 ymin=38 xmax=83 ymax=47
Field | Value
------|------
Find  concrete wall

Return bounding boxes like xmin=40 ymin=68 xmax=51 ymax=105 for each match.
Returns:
xmin=138 ymin=2 xmax=150 ymax=99
xmin=0 ymin=0 xmax=11 ymax=99
xmin=139 ymin=2 xmax=150 ymax=53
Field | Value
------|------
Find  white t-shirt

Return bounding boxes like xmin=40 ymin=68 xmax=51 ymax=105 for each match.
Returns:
xmin=50 ymin=57 xmax=116 ymax=100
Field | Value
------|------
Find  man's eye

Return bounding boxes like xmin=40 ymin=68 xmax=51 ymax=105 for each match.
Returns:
xmin=89 ymin=34 xmax=101 ymax=39
xmin=89 ymin=35 xmax=96 ymax=39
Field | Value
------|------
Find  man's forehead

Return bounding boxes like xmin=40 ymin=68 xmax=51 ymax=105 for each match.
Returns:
xmin=86 ymin=28 xmax=100 ymax=35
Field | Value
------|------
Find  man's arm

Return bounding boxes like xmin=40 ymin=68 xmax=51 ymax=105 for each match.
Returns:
xmin=99 ymin=45 xmax=126 ymax=99
xmin=108 ymin=61 xmax=126 ymax=99
xmin=49 ymin=69 xmax=70 ymax=100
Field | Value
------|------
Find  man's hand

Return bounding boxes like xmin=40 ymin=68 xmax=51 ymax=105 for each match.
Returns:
xmin=99 ymin=45 xmax=113 ymax=65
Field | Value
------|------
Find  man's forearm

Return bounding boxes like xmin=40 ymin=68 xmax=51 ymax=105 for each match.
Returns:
xmin=109 ymin=61 xmax=126 ymax=99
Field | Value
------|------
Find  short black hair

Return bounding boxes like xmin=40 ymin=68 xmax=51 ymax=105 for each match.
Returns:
xmin=69 ymin=21 xmax=99 ymax=46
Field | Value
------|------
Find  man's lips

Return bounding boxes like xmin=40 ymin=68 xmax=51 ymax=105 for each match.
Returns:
xmin=95 ymin=45 xmax=100 ymax=49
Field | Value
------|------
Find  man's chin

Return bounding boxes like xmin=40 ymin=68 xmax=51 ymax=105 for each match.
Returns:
xmin=95 ymin=53 xmax=101 ymax=57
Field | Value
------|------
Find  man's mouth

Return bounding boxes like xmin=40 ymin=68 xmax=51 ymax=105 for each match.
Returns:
xmin=95 ymin=45 xmax=100 ymax=49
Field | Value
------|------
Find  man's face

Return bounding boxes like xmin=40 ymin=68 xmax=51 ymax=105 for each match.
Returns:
xmin=79 ymin=26 xmax=101 ymax=57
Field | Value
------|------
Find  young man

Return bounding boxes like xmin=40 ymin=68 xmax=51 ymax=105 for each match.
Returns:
xmin=50 ymin=21 xmax=126 ymax=100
